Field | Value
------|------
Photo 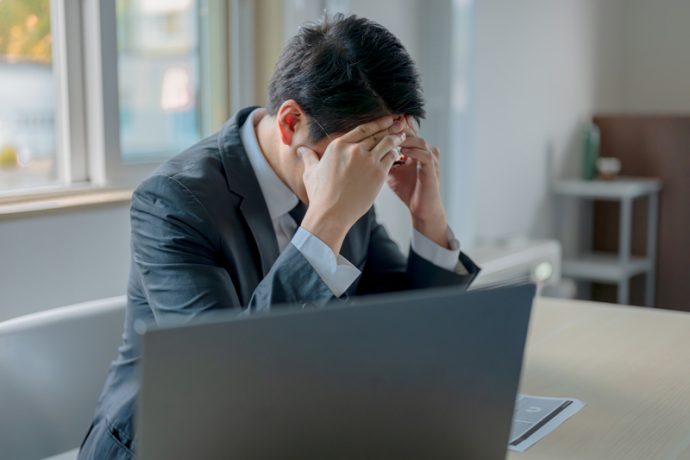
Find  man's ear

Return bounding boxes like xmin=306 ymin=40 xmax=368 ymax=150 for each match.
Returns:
xmin=276 ymin=100 xmax=305 ymax=146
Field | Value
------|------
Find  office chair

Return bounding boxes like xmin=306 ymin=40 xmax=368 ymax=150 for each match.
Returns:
xmin=0 ymin=296 xmax=126 ymax=460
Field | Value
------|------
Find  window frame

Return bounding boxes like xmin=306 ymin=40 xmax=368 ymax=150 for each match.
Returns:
xmin=1 ymin=0 xmax=242 ymax=198
xmin=52 ymin=0 xmax=88 ymax=186
xmin=87 ymin=0 xmax=237 ymax=188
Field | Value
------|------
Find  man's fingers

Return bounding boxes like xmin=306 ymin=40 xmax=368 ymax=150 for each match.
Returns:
xmin=360 ymin=120 xmax=406 ymax=151
xmin=402 ymin=148 xmax=440 ymax=178
xmin=371 ymin=132 xmax=406 ymax=162
xmin=380 ymin=149 xmax=397 ymax=172
xmin=340 ymin=115 xmax=397 ymax=144
xmin=400 ymin=146 xmax=435 ymax=165
xmin=400 ymin=136 xmax=428 ymax=151
xmin=297 ymin=146 xmax=319 ymax=170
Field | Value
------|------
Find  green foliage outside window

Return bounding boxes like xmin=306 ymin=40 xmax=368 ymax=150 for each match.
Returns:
xmin=0 ymin=0 xmax=52 ymax=63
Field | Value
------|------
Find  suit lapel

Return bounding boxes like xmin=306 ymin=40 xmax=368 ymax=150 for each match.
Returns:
xmin=218 ymin=107 xmax=280 ymax=276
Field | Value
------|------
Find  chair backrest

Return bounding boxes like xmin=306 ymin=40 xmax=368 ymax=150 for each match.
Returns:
xmin=0 ymin=296 xmax=126 ymax=460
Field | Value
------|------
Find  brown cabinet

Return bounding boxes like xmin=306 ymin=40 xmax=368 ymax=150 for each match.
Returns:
xmin=591 ymin=116 xmax=690 ymax=310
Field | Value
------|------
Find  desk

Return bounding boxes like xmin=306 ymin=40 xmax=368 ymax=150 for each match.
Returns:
xmin=41 ymin=297 xmax=690 ymax=460
xmin=510 ymin=297 xmax=690 ymax=459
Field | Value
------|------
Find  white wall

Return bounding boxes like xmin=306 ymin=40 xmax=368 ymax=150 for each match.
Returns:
xmin=469 ymin=0 xmax=690 ymax=251
xmin=0 ymin=204 xmax=130 ymax=321
xmin=471 ymin=0 xmax=625 ymax=252
xmin=621 ymin=0 xmax=690 ymax=113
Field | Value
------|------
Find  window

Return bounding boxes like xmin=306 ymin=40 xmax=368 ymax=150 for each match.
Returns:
xmin=117 ymin=0 xmax=203 ymax=162
xmin=0 ymin=0 xmax=57 ymax=191
xmin=0 ymin=0 xmax=235 ymax=195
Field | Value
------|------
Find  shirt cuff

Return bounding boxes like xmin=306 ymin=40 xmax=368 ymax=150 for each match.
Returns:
xmin=291 ymin=227 xmax=361 ymax=297
xmin=410 ymin=226 xmax=468 ymax=274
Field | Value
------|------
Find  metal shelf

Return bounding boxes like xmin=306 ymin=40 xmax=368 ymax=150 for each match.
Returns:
xmin=563 ymin=253 xmax=651 ymax=283
xmin=554 ymin=178 xmax=661 ymax=200
xmin=554 ymin=176 xmax=661 ymax=306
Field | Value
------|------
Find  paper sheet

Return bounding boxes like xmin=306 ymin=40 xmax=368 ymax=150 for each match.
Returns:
xmin=508 ymin=394 xmax=585 ymax=452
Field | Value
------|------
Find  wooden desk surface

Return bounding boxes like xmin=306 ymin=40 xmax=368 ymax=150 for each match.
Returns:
xmin=508 ymin=297 xmax=690 ymax=460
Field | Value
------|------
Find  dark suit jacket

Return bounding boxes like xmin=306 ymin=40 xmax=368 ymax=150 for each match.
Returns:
xmin=78 ymin=107 xmax=479 ymax=459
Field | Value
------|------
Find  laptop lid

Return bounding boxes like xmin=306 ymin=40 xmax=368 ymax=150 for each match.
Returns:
xmin=138 ymin=284 xmax=535 ymax=460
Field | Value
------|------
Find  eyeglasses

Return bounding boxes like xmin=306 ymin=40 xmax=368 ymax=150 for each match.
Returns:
xmin=309 ymin=116 xmax=335 ymax=143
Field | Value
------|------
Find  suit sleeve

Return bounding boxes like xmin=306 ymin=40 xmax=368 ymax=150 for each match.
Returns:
xmin=356 ymin=208 xmax=480 ymax=295
xmin=130 ymin=175 xmax=333 ymax=324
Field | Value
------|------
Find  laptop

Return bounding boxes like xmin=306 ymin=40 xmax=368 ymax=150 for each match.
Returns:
xmin=137 ymin=284 xmax=535 ymax=460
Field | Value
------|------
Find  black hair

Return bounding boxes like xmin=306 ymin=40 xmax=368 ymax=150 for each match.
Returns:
xmin=267 ymin=13 xmax=425 ymax=142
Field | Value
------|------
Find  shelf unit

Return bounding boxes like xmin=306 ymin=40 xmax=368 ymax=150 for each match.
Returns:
xmin=554 ymin=177 xmax=661 ymax=306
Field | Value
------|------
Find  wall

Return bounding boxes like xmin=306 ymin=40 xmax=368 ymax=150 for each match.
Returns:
xmin=471 ymin=0 xmax=625 ymax=252
xmin=620 ymin=0 xmax=690 ymax=113
xmin=254 ymin=0 xmax=284 ymax=105
xmin=470 ymin=0 xmax=690 ymax=249
xmin=0 ymin=204 xmax=130 ymax=321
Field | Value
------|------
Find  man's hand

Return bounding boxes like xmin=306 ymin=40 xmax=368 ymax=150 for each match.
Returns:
xmin=298 ymin=116 xmax=406 ymax=254
xmin=387 ymin=115 xmax=450 ymax=248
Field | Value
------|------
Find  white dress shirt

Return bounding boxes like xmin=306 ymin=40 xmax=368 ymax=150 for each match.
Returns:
xmin=240 ymin=108 xmax=464 ymax=297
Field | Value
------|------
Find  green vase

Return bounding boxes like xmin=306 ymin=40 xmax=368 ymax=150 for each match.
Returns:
xmin=582 ymin=123 xmax=600 ymax=181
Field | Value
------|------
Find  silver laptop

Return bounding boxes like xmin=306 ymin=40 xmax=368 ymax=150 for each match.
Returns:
xmin=138 ymin=284 xmax=535 ymax=460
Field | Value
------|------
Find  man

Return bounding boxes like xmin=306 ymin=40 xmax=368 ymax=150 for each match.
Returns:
xmin=79 ymin=14 xmax=479 ymax=459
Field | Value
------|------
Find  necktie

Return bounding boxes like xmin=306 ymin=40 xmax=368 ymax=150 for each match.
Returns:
xmin=288 ymin=201 xmax=307 ymax=227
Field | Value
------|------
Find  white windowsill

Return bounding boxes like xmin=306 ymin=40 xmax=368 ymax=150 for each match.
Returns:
xmin=0 ymin=186 xmax=132 ymax=219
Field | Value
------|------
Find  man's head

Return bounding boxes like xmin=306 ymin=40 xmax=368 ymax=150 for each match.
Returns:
xmin=267 ymin=13 xmax=425 ymax=145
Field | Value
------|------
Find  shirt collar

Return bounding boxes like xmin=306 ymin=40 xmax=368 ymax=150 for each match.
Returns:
xmin=240 ymin=108 xmax=299 ymax=220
